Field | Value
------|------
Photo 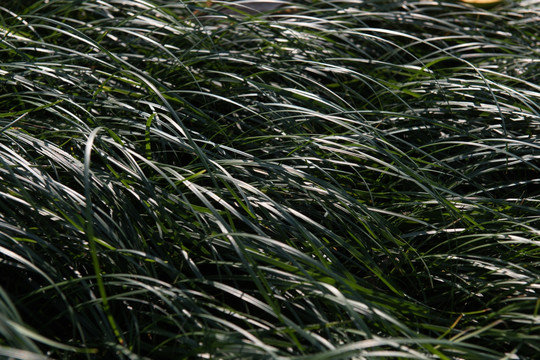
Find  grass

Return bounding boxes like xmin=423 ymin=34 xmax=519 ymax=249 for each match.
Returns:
xmin=0 ymin=0 xmax=539 ymax=358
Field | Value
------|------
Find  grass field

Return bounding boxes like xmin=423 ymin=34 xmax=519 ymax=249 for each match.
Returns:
xmin=0 ymin=0 xmax=539 ymax=359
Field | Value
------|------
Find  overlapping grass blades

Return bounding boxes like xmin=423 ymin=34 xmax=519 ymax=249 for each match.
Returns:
xmin=0 ymin=0 xmax=539 ymax=358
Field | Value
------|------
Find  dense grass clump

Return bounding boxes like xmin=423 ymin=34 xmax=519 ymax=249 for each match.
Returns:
xmin=1 ymin=0 xmax=539 ymax=358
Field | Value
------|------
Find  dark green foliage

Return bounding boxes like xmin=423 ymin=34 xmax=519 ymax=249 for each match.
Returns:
xmin=0 ymin=0 xmax=539 ymax=358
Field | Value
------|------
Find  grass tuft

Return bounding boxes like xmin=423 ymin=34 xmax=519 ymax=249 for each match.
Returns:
xmin=1 ymin=0 xmax=539 ymax=358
